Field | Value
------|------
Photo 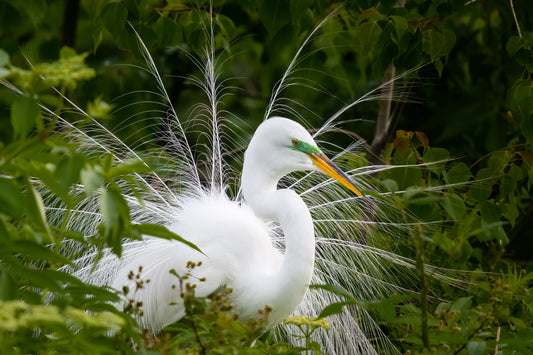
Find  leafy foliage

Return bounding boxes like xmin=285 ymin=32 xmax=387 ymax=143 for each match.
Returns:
xmin=1 ymin=0 xmax=533 ymax=353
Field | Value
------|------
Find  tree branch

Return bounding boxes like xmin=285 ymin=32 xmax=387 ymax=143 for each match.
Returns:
xmin=62 ymin=0 xmax=80 ymax=47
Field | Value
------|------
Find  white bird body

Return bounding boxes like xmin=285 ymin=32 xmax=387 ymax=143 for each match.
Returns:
xmin=105 ymin=194 xmax=281 ymax=332
xmin=80 ymin=117 xmax=351 ymax=333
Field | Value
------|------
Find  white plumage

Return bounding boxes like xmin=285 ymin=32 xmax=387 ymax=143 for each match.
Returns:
xmin=73 ymin=117 xmax=361 ymax=335
xmin=34 ymin=10 xmax=465 ymax=354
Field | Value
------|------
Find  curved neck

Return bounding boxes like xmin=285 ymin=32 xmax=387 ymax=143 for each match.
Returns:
xmin=242 ymin=155 xmax=315 ymax=319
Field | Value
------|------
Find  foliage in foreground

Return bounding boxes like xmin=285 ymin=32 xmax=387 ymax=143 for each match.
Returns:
xmin=1 ymin=0 xmax=533 ymax=354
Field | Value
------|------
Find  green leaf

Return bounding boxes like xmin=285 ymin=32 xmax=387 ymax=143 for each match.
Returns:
xmin=80 ymin=164 xmax=104 ymax=195
xmin=423 ymin=28 xmax=455 ymax=60
xmin=503 ymin=201 xmax=519 ymax=226
xmin=441 ymin=193 xmax=466 ymax=220
xmin=59 ymin=46 xmax=77 ymax=59
xmin=0 ymin=270 xmax=16 ymax=300
xmin=391 ymin=15 xmax=408 ymax=42
xmin=381 ymin=179 xmax=398 ymax=192
xmin=29 ymin=163 xmax=73 ymax=206
xmin=216 ymin=14 xmax=236 ymax=42
xmin=500 ymin=174 xmax=516 ymax=197
xmin=55 ymin=154 xmax=85 ymax=191
xmin=99 ymin=188 xmax=131 ymax=256
xmin=0 ymin=49 xmax=9 ymax=66
xmin=310 ymin=284 xmax=356 ymax=302
xmin=135 ymin=223 xmax=203 ymax=255
xmin=108 ymin=159 xmax=150 ymax=178
xmin=423 ymin=147 xmax=450 ymax=174
xmin=260 ymin=0 xmax=291 ymax=36
xmin=382 ymin=158 xmax=422 ymax=190
xmin=290 ymin=0 xmax=315 ymax=23
xmin=480 ymin=201 xmax=501 ymax=223
xmin=24 ymin=184 xmax=53 ymax=241
xmin=467 ymin=181 xmax=492 ymax=202
xmin=318 ymin=301 xmax=353 ymax=318
xmin=11 ymin=96 xmax=41 ymax=139
xmin=155 ymin=16 xmax=182 ymax=47
xmin=443 ymin=162 xmax=472 ymax=185
xmin=507 ymin=36 xmax=524 ymax=57
xmin=434 ymin=57 xmax=444 ymax=77
xmin=101 ymin=2 xmax=128 ymax=36
xmin=13 ymin=241 xmax=70 ymax=264
xmin=0 ymin=177 xmax=24 ymax=218
xmin=358 ymin=21 xmax=382 ymax=54
xmin=450 ymin=296 xmax=472 ymax=313
xmin=0 ymin=219 xmax=10 ymax=242
xmin=1 ymin=254 xmax=62 ymax=291
xmin=467 ymin=341 xmax=486 ymax=355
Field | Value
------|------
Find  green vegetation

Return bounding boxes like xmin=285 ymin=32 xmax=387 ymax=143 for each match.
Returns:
xmin=1 ymin=0 xmax=532 ymax=353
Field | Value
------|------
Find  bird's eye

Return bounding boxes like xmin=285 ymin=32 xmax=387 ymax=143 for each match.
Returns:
xmin=292 ymin=139 xmax=298 ymax=146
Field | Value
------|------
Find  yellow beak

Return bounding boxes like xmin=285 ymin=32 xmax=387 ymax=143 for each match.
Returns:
xmin=307 ymin=153 xmax=364 ymax=197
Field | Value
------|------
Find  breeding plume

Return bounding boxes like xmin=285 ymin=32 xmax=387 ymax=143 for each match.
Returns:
xmin=75 ymin=116 xmax=363 ymax=333
xmin=25 ymin=9 xmax=464 ymax=355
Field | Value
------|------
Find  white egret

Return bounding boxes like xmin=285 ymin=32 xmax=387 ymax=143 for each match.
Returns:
xmin=12 ymin=8 xmax=465 ymax=355
xmin=76 ymin=116 xmax=363 ymax=333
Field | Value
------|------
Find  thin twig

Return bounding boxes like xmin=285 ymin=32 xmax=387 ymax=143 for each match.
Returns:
xmin=495 ymin=326 xmax=501 ymax=354
xmin=370 ymin=63 xmax=396 ymax=165
xmin=509 ymin=0 xmax=523 ymax=38
xmin=368 ymin=0 xmax=405 ymax=166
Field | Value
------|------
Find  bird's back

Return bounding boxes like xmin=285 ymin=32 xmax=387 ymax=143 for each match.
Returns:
xmin=83 ymin=192 xmax=283 ymax=332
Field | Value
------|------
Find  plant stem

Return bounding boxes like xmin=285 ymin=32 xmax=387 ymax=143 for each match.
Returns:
xmin=415 ymin=224 xmax=430 ymax=348
xmin=509 ymin=0 xmax=522 ymax=38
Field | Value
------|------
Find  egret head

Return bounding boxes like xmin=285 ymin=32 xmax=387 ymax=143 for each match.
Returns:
xmin=246 ymin=117 xmax=364 ymax=197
